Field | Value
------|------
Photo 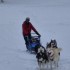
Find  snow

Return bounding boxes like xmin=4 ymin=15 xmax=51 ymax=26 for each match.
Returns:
xmin=0 ymin=0 xmax=70 ymax=70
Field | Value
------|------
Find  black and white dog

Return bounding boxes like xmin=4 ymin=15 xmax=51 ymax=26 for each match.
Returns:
xmin=35 ymin=40 xmax=62 ymax=69
xmin=35 ymin=45 xmax=48 ymax=69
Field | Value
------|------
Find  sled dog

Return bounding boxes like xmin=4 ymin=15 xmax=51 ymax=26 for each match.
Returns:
xmin=36 ymin=46 xmax=48 ymax=69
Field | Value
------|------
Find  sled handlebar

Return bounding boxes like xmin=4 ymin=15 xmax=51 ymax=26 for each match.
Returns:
xmin=31 ymin=33 xmax=41 ymax=37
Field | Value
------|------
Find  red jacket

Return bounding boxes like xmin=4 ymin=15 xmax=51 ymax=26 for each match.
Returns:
xmin=22 ymin=21 xmax=39 ymax=36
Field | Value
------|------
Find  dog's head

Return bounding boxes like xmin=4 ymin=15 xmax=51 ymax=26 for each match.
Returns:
xmin=46 ymin=39 xmax=58 ymax=49
xmin=47 ymin=48 xmax=54 ymax=60
xmin=36 ymin=46 xmax=48 ymax=63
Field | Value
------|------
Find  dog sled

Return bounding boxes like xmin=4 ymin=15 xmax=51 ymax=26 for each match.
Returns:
xmin=27 ymin=33 xmax=41 ymax=53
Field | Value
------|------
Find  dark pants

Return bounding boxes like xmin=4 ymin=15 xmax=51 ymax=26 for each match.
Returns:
xmin=23 ymin=34 xmax=32 ymax=50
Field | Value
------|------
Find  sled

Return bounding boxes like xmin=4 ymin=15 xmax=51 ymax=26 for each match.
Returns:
xmin=27 ymin=34 xmax=41 ymax=53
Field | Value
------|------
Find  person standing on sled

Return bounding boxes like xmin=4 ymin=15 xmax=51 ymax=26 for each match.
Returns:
xmin=22 ymin=17 xmax=41 ymax=50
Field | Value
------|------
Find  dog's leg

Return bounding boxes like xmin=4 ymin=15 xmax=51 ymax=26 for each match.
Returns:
xmin=39 ymin=62 xmax=46 ymax=70
xmin=54 ymin=56 xmax=59 ymax=68
xmin=46 ymin=62 xmax=49 ymax=69
xmin=55 ymin=61 xmax=59 ymax=68
xmin=42 ymin=63 xmax=44 ymax=70
xmin=50 ymin=61 xmax=53 ymax=70
xmin=38 ymin=62 xmax=42 ymax=70
xmin=42 ymin=62 xmax=46 ymax=69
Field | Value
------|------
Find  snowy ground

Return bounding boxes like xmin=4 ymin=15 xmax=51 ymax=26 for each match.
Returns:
xmin=0 ymin=0 xmax=70 ymax=70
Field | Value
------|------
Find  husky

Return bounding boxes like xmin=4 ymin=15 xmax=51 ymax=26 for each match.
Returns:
xmin=36 ymin=39 xmax=62 ymax=69
xmin=46 ymin=47 xmax=62 ymax=68
xmin=46 ymin=39 xmax=62 ymax=68
xmin=36 ymin=46 xmax=48 ymax=70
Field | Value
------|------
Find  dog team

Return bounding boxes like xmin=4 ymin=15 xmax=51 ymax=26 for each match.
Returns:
xmin=35 ymin=39 xmax=62 ymax=70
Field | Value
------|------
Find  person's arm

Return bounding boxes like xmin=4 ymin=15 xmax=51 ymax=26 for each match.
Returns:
xmin=30 ymin=23 xmax=41 ymax=36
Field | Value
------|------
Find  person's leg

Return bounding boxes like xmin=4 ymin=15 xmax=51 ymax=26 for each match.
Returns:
xmin=23 ymin=35 xmax=29 ymax=50
xmin=27 ymin=34 xmax=32 ymax=51
xmin=28 ymin=33 xmax=32 ymax=43
xmin=23 ymin=34 xmax=32 ymax=50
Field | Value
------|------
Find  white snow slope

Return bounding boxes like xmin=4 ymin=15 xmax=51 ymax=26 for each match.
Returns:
xmin=0 ymin=0 xmax=70 ymax=70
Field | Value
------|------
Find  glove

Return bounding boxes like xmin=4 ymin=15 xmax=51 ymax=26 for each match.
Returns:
xmin=35 ymin=31 xmax=41 ymax=37
xmin=38 ymin=34 xmax=41 ymax=37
